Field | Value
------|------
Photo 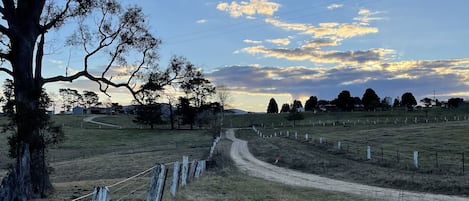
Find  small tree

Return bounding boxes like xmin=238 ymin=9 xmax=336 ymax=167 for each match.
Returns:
xmin=336 ymin=90 xmax=354 ymax=111
xmin=280 ymin=103 xmax=290 ymax=113
xmin=401 ymin=92 xmax=417 ymax=111
xmin=59 ymin=88 xmax=83 ymax=112
xmin=286 ymin=109 xmax=304 ymax=127
xmin=133 ymin=104 xmax=163 ymax=129
xmin=304 ymin=96 xmax=318 ymax=111
xmin=83 ymin=91 xmax=100 ymax=109
xmin=177 ymin=97 xmax=196 ymax=129
xmin=393 ymin=98 xmax=400 ymax=108
xmin=292 ymin=100 xmax=303 ymax=111
xmin=267 ymin=98 xmax=279 ymax=113
xmin=448 ymin=98 xmax=464 ymax=108
xmin=361 ymin=88 xmax=380 ymax=111
xmin=216 ymin=84 xmax=232 ymax=126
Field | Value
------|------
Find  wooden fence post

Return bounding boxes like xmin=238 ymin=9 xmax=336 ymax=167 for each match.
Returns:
xmin=147 ymin=164 xmax=166 ymax=201
xmin=92 ymin=186 xmax=109 ymax=201
xmin=195 ymin=160 xmax=206 ymax=179
xmin=181 ymin=156 xmax=189 ymax=187
xmin=188 ymin=160 xmax=197 ymax=182
xmin=170 ymin=161 xmax=180 ymax=197
xmin=366 ymin=146 xmax=371 ymax=160
xmin=413 ymin=151 xmax=419 ymax=168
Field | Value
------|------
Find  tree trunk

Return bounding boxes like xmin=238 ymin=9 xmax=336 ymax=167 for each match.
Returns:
xmin=0 ymin=144 xmax=32 ymax=201
xmin=169 ymin=102 xmax=175 ymax=130
xmin=0 ymin=16 xmax=53 ymax=198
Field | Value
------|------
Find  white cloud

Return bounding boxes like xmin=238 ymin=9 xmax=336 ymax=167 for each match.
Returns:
xmin=327 ymin=4 xmax=343 ymax=10
xmin=196 ymin=19 xmax=207 ymax=24
xmin=243 ymin=39 xmax=263 ymax=44
xmin=266 ymin=37 xmax=290 ymax=46
xmin=354 ymin=9 xmax=383 ymax=25
xmin=216 ymin=0 xmax=281 ymax=19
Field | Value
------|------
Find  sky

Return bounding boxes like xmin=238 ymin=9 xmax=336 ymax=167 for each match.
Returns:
xmin=36 ymin=0 xmax=469 ymax=112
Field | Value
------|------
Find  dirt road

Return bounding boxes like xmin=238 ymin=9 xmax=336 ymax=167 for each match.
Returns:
xmin=83 ymin=115 xmax=122 ymax=129
xmin=226 ymin=128 xmax=469 ymax=201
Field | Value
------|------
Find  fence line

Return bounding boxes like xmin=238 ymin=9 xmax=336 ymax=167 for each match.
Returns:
xmin=72 ymin=135 xmax=221 ymax=201
xmin=260 ymin=115 xmax=469 ymax=129
xmin=252 ymin=126 xmax=467 ymax=175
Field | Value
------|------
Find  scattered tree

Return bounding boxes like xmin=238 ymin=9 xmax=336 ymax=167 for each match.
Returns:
xmin=82 ymin=91 xmax=100 ymax=109
xmin=401 ymin=92 xmax=417 ymax=111
xmin=448 ymin=98 xmax=464 ymax=108
xmin=285 ymin=109 xmax=304 ymax=127
xmin=304 ymin=96 xmax=318 ymax=111
xmin=336 ymin=90 xmax=354 ymax=111
xmin=59 ymin=88 xmax=82 ymax=112
xmin=280 ymin=103 xmax=290 ymax=113
xmin=393 ymin=98 xmax=400 ymax=108
xmin=136 ymin=56 xmax=201 ymax=129
xmin=267 ymin=98 xmax=279 ymax=113
xmin=177 ymin=97 xmax=196 ymax=129
xmin=291 ymin=100 xmax=303 ymax=111
xmin=361 ymin=88 xmax=380 ymax=111
xmin=133 ymin=104 xmax=163 ymax=129
xmin=181 ymin=70 xmax=216 ymax=108
xmin=216 ymin=84 xmax=232 ymax=126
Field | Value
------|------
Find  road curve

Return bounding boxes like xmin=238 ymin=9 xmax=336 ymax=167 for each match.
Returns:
xmin=83 ymin=115 xmax=122 ymax=129
xmin=226 ymin=128 xmax=469 ymax=201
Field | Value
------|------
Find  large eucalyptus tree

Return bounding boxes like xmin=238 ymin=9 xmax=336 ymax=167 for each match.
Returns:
xmin=0 ymin=0 xmax=159 ymax=199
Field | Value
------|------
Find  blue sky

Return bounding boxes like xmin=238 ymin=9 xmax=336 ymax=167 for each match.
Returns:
xmin=41 ymin=0 xmax=469 ymax=112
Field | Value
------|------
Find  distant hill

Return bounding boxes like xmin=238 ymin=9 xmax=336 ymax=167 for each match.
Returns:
xmin=225 ymin=109 xmax=248 ymax=115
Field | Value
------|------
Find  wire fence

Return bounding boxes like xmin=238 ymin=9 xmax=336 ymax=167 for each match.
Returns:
xmin=252 ymin=126 xmax=466 ymax=175
xmin=259 ymin=115 xmax=469 ymax=129
xmin=71 ymin=136 xmax=221 ymax=201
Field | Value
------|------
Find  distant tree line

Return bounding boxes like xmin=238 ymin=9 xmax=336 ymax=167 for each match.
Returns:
xmin=266 ymin=88 xmax=466 ymax=113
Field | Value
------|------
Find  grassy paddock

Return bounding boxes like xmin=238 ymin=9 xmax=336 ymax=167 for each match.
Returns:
xmin=0 ymin=115 xmax=214 ymax=200
xmin=167 ymin=135 xmax=377 ymax=201
xmin=1 ymin=114 xmax=377 ymax=200
xmin=232 ymin=108 xmax=469 ymax=195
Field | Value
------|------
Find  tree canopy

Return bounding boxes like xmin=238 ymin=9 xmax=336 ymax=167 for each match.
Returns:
xmin=267 ymin=98 xmax=278 ymax=113
xmin=361 ymin=88 xmax=380 ymax=111
xmin=304 ymin=96 xmax=318 ymax=111
xmin=401 ymin=92 xmax=417 ymax=110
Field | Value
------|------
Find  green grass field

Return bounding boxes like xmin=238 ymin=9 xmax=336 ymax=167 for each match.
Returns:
xmin=229 ymin=108 xmax=469 ymax=195
xmin=0 ymin=114 xmax=375 ymax=200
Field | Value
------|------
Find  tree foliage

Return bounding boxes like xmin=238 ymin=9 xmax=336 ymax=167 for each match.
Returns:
xmin=267 ymin=98 xmax=278 ymax=113
xmin=59 ymin=88 xmax=82 ymax=112
xmin=304 ymin=96 xmax=318 ymax=111
xmin=285 ymin=109 xmax=304 ymax=127
xmin=401 ymin=92 xmax=417 ymax=110
xmin=280 ymin=103 xmax=290 ymax=113
xmin=83 ymin=91 xmax=100 ymax=108
xmin=133 ymin=104 xmax=163 ymax=129
xmin=177 ymin=97 xmax=196 ymax=129
xmin=448 ymin=98 xmax=464 ymax=108
xmin=361 ymin=88 xmax=380 ymax=111
xmin=336 ymin=90 xmax=354 ymax=111
xmin=292 ymin=100 xmax=303 ymax=111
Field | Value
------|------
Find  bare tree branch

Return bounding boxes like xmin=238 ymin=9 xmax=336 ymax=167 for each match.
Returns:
xmin=35 ymin=34 xmax=45 ymax=81
xmin=0 ymin=67 xmax=12 ymax=76
xmin=40 ymin=0 xmax=72 ymax=33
